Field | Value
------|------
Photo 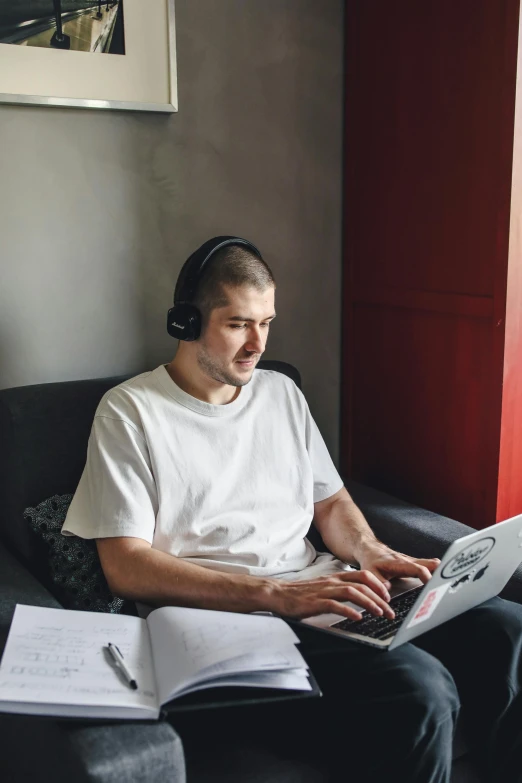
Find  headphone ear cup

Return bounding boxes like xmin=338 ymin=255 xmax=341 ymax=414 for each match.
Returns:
xmin=169 ymin=236 xmax=261 ymax=343
xmin=167 ymin=304 xmax=201 ymax=341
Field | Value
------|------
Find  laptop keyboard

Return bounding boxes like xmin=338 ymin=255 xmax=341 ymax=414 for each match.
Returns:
xmin=331 ymin=585 xmax=424 ymax=640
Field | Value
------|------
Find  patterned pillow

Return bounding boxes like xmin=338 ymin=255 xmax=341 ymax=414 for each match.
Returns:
xmin=24 ymin=494 xmax=125 ymax=613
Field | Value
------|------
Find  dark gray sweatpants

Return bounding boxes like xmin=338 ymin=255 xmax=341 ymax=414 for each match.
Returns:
xmin=170 ymin=597 xmax=522 ymax=783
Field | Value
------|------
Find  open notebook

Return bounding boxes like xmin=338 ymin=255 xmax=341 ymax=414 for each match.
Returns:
xmin=0 ymin=604 xmax=312 ymax=720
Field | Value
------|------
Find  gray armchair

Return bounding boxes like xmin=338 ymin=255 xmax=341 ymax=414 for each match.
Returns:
xmin=2 ymin=360 xmax=519 ymax=782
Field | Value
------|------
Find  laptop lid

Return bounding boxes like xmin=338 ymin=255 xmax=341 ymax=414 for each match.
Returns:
xmin=297 ymin=513 xmax=522 ymax=650
xmin=388 ymin=512 xmax=522 ymax=649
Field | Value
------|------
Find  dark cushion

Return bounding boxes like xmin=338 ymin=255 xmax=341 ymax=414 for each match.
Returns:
xmin=23 ymin=494 xmax=125 ymax=613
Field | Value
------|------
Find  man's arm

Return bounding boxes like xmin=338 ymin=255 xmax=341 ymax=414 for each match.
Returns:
xmin=96 ymin=536 xmax=396 ymax=620
xmin=313 ymin=487 xmax=440 ymax=584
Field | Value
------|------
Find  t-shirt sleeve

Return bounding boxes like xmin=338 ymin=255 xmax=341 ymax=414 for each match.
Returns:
xmin=303 ymin=401 xmax=345 ymax=503
xmin=61 ymin=414 xmax=157 ymax=543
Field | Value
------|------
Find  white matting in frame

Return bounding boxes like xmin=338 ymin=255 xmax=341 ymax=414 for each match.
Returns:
xmin=0 ymin=0 xmax=177 ymax=113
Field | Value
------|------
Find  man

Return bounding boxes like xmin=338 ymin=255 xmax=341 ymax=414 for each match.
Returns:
xmin=62 ymin=237 xmax=522 ymax=783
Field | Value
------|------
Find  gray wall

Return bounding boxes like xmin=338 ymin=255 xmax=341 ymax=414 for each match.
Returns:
xmin=0 ymin=0 xmax=344 ymax=465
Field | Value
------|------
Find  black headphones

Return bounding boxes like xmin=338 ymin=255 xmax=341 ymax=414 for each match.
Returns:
xmin=167 ymin=236 xmax=263 ymax=341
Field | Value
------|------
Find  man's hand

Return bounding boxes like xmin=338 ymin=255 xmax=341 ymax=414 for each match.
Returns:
xmin=356 ymin=541 xmax=440 ymax=586
xmin=313 ymin=490 xmax=440 ymax=596
xmin=268 ymin=570 xmax=396 ymax=621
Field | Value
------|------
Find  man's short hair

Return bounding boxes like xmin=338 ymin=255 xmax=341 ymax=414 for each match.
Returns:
xmin=191 ymin=244 xmax=276 ymax=327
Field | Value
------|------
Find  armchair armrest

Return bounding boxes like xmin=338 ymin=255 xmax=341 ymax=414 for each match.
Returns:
xmin=343 ymin=478 xmax=522 ymax=605
xmin=343 ymin=479 xmax=475 ymax=557
xmin=1 ymin=714 xmax=186 ymax=783
xmin=0 ymin=541 xmax=187 ymax=783
xmin=0 ymin=539 xmax=62 ymax=653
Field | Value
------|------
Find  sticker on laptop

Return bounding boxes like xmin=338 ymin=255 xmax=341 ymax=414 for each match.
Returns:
xmin=473 ymin=562 xmax=490 ymax=581
xmin=441 ymin=537 xmax=495 ymax=580
xmin=406 ymin=583 xmax=451 ymax=628
xmin=449 ymin=570 xmax=475 ymax=593
xmin=447 ymin=562 xmax=491 ymax=593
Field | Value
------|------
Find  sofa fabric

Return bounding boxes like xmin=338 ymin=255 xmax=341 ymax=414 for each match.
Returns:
xmin=0 ymin=539 xmax=62 ymax=652
xmin=64 ymin=721 xmax=186 ymax=783
xmin=1 ymin=714 xmax=186 ymax=783
xmin=0 ymin=373 xmax=133 ymax=583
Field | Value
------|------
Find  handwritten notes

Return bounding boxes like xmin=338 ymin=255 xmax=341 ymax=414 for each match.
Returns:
xmin=0 ymin=604 xmax=310 ymax=720
xmin=0 ymin=605 xmax=158 ymax=717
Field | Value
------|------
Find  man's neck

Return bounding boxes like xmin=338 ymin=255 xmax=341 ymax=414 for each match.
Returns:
xmin=164 ymin=362 xmax=240 ymax=405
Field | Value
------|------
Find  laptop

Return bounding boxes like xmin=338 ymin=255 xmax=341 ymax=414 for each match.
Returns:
xmin=295 ymin=513 xmax=522 ymax=650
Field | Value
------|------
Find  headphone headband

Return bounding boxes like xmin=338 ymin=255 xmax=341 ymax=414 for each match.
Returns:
xmin=174 ymin=236 xmax=262 ymax=306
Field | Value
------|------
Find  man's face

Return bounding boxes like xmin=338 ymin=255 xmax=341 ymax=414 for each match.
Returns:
xmin=195 ymin=284 xmax=276 ymax=388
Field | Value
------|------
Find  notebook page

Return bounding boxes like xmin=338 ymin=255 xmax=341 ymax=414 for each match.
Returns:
xmin=194 ymin=646 xmax=308 ymax=682
xmin=173 ymin=669 xmax=312 ymax=700
xmin=0 ymin=605 xmax=159 ymax=718
xmin=146 ymin=606 xmax=302 ymax=705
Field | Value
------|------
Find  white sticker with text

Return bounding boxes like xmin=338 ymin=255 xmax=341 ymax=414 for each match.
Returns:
xmin=407 ymin=583 xmax=451 ymax=629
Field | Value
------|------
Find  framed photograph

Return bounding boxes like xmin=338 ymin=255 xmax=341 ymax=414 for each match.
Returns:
xmin=0 ymin=0 xmax=177 ymax=113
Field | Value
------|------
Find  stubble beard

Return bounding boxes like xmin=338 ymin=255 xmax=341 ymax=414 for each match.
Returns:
xmin=196 ymin=346 xmax=255 ymax=388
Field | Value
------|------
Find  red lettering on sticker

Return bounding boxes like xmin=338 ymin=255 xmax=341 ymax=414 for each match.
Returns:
xmin=414 ymin=591 xmax=436 ymax=619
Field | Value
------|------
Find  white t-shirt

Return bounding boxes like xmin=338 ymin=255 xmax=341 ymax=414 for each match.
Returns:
xmin=61 ymin=365 xmax=346 ymax=580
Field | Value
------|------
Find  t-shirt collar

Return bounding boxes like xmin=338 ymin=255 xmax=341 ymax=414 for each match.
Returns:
xmin=154 ymin=365 xmax=253 ymax=417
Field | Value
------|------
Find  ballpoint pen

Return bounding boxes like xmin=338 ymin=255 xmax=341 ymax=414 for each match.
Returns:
xmin=107 ymin=643 xmax=138 ymax=690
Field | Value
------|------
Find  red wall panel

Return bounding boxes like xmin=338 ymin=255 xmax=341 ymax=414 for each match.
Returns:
xmin=350 ymin=304 xmax=497 ymax=527
xmin=342 ymin=0 xmax=521 ymax=529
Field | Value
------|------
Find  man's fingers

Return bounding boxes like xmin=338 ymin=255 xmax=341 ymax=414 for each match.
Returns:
xmin=320 ymin=600 xmax=363 ymax=621
xmin=345 ymin=583 xmax=395 ymax=619
xmin=383 ymin=559 xmax=433 ymax=583
xmin=405 ymin=561 xmax=434 ymax=583
xmin=395 ymin=554 xmax=441 ymax=571
xmin=286 ymin=597 xmax=364 ymax=621
xmin=338 ymin=569 xmax=392 ymax=601
xmin=413 ymin=557 xmax=441 ymax=572
xmin=324 ymin=585 xmax=389 ymax=618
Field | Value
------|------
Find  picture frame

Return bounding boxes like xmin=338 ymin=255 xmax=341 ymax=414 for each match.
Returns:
xmin=0 ymin=0 xmax=177 ymax=113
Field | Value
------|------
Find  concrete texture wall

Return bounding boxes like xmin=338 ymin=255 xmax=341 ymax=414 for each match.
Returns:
xmin=0 ymin=0 xmax=344 ymax=465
